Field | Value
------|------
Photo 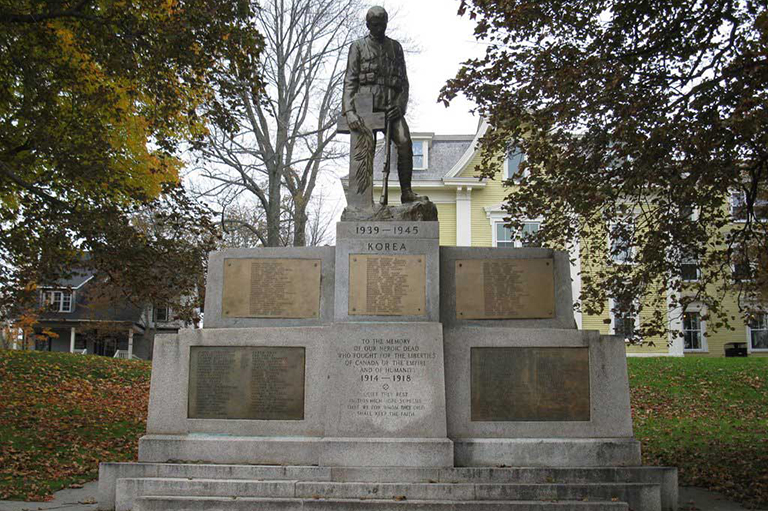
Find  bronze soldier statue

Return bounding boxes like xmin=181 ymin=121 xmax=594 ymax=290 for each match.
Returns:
xmin=343 ymin=6 xmax=424 ymax=204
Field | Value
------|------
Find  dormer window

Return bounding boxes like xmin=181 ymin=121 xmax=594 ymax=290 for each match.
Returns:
xmin=412 ymin=140 xmax=428 ymax=170
xmin=504 ymin=147 xmax=526 ymax=180
xmin=41 ymin=290 xmax=73 ymax=313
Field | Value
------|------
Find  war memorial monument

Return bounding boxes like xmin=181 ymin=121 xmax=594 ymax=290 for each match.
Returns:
xmin=97 ymin=7 xmax=676 ymax=510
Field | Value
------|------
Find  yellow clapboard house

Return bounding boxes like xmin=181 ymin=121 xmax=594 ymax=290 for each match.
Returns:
xmin=349 ymin=119 xmax=768 ymax=358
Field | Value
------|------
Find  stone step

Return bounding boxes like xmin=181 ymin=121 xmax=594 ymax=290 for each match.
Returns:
xmin=133 ymin=496 xmax=631 ymax=511
xmin=101 ymin=461 xmax=674 ymax=483
xmin=338 ymin=466 xmax=675 ymax=486
xmin=99 ymin=463 xmax=676 ymax=510
xmin=99 ymin=463 xmax=330 ymax=509
xmin=115 ymin=478 xmax=660 ymax=511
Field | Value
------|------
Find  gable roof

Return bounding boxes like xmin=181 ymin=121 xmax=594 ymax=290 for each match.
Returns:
xmin=371 ymin=133 xmax=476 ymax=181
xmin=444 ymin=119 xmax=489 ymax=179
xmin=341 ymin=120 xmax=488 ymax=187
xmin=41 ymin=270 xmax=94 ymax=290
xmin=37 ymin=269 xmax=144 ymax=325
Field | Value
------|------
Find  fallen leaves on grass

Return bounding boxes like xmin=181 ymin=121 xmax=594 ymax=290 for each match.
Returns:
xmin=629 ymin=357 xmax=768 ymax=509
xmin=0 ymin=350 xmax=150 ymax=501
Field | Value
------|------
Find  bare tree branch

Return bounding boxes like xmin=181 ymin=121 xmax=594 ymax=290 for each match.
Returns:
xmin=192 ymin=0 xmax=366 ymax=246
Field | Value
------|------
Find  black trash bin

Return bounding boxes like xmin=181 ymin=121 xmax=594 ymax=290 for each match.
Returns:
xmin=724 ymin=342 xmax=748 ymax=357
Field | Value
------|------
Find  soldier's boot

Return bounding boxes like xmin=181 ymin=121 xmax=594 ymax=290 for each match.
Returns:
xmin=398 ymin=148 xmax=427 ymax=203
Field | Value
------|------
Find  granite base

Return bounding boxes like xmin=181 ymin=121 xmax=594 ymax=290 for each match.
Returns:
xmin=453 ymin=438 xmax=642 ymax=468
xmin=319 ymin=438 xmax=454 ymax=467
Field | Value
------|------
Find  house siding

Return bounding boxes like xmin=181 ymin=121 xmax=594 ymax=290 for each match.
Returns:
xmin=682 ymin=290 xmax=767 ymax=358
xmin=620 ymin=282 xmax=670 ymax=355
xmin=436 ymin=203 xmax=457 ymax=246
xmin=472 ymin=185 xmax=510 ymax=247
xmin=582 ymin=311 xmax=610 ymax=334
xmin=458 ymin=151 xmax=485 ymax=179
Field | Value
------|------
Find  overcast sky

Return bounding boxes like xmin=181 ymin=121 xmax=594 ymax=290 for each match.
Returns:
xmin=378 ymin=0 xmax=485 ymax=134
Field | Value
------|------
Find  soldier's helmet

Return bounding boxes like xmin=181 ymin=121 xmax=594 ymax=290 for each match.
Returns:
xmin=366 ymin=6 xmax=388 ymax=23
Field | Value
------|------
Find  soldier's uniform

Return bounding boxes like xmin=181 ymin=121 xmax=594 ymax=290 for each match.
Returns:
xmin=343 ymin=34 xmax=419 ymax=202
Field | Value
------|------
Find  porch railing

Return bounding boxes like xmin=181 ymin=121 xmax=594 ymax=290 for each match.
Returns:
xmin=113 ymin=350 xmax=140 ymax=360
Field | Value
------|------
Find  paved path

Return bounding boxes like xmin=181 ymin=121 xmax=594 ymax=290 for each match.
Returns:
xmin=678 ymin=486 xmax=763 ymax=511
xmin=0 ymin=482 xmax=763 ymax=511
xmin=0 ymin=482 xmax=97 ymax=511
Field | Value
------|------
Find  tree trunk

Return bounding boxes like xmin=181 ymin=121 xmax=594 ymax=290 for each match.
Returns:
xmin=266 ymin=175 xmax=282 ymax=246
xmin=293 ymin=201 xmax=308 ymax=247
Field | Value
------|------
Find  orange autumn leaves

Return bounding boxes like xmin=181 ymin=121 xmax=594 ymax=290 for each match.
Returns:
xmin=0 ymin=350 xmax=150 ymax=501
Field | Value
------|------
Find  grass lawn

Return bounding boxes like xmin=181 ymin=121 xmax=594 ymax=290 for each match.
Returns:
xmin=0 ymin=350 xmax=766 ymax=508
xmin=0 ymin=349 xmax=150 ymax=501
xmin=629 ymin=357 xmax=768 ymax=509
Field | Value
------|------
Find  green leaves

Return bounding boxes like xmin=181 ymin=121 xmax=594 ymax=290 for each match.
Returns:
xmin=442 ymin=0 xmax=768 ymax=338
xmin=0 ymin=0 xmax=263 ymax=320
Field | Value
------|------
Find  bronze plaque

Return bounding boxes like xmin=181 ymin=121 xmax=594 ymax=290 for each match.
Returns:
xmin=188 ymin=346 xmax=305 ymax=420
xmin=222 ymin=259 xmax=321 ymax=318
xmin=471 ymin=347 xmax=590 ymax=421
xmin=348 ymin=254 xmax=426 ymax=316
xmin=455 ymin=259 xmax=555 ymax=319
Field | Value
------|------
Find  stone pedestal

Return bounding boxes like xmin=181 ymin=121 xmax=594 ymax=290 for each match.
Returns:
xmin=98 ymin=220 xmax=676 ymax=511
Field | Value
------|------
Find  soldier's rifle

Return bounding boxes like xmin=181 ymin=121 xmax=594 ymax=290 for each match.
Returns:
xmin=379 ymin=117 xmax=392 ymax=206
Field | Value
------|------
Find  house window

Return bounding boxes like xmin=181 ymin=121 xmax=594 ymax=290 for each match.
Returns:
xmin=153 ymin=306 xmax=170 ymax=323
xmin=748 ymin=313 xmax=768 ymax=350
xmin=681 ymin=258 xmax=700 ymax=282
xmin=42 ymin=290 xmax=73 ymax=313
xmin=729 ymin=190 xmax=768 ymax=221
xmin=520 ymin=222 xmax=541 ymax=247
xmin=730 ymin=189 xmax=768 ymax=222
xmin=611 ymin=297 xmax=637 ymax=340
xmin=504 ymin=149 xmax=525 ymax=180
xmin=412 ymin=140 xmax=427 ymax=169
xmin=681 ymin=205 xmax=699 ymax=221
xmin=495 ymin=221 xmax=540 ymax=248
xmin=609 ymin=222 xmax=634 ymax=263
xmin=730 ymin=190 xmax=747 ymax=221
xmin=683 ymin=311 xmax=703 ymax=350
xmin=732 ymin=252 xmax=754 ymax=282
xmin=496 ymin=223 xmax=514 ymax=248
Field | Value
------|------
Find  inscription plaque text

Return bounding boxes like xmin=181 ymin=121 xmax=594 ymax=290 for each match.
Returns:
xmin=471 ymin=347 xmax=590 ymax=421
xmin=325 ymin=330 xmax=445 ymax=438
xmin=222 ymin=258 xmax=321 ymax=318
xmin=188 ymin=346 xmax=305 ymax=420
xmin=455 ymin=259 xmax=555 ymax=319
xmin=349 ymin=255 xmax=426 ymax=316
xmin=335 ymin=336 xmax=436 ymax=423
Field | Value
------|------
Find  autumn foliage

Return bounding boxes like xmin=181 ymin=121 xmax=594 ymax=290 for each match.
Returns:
xmin=0 ymin=0 xmax=263 ymax=323
xmin=0 ymin=350 xmax=150 ymax=501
